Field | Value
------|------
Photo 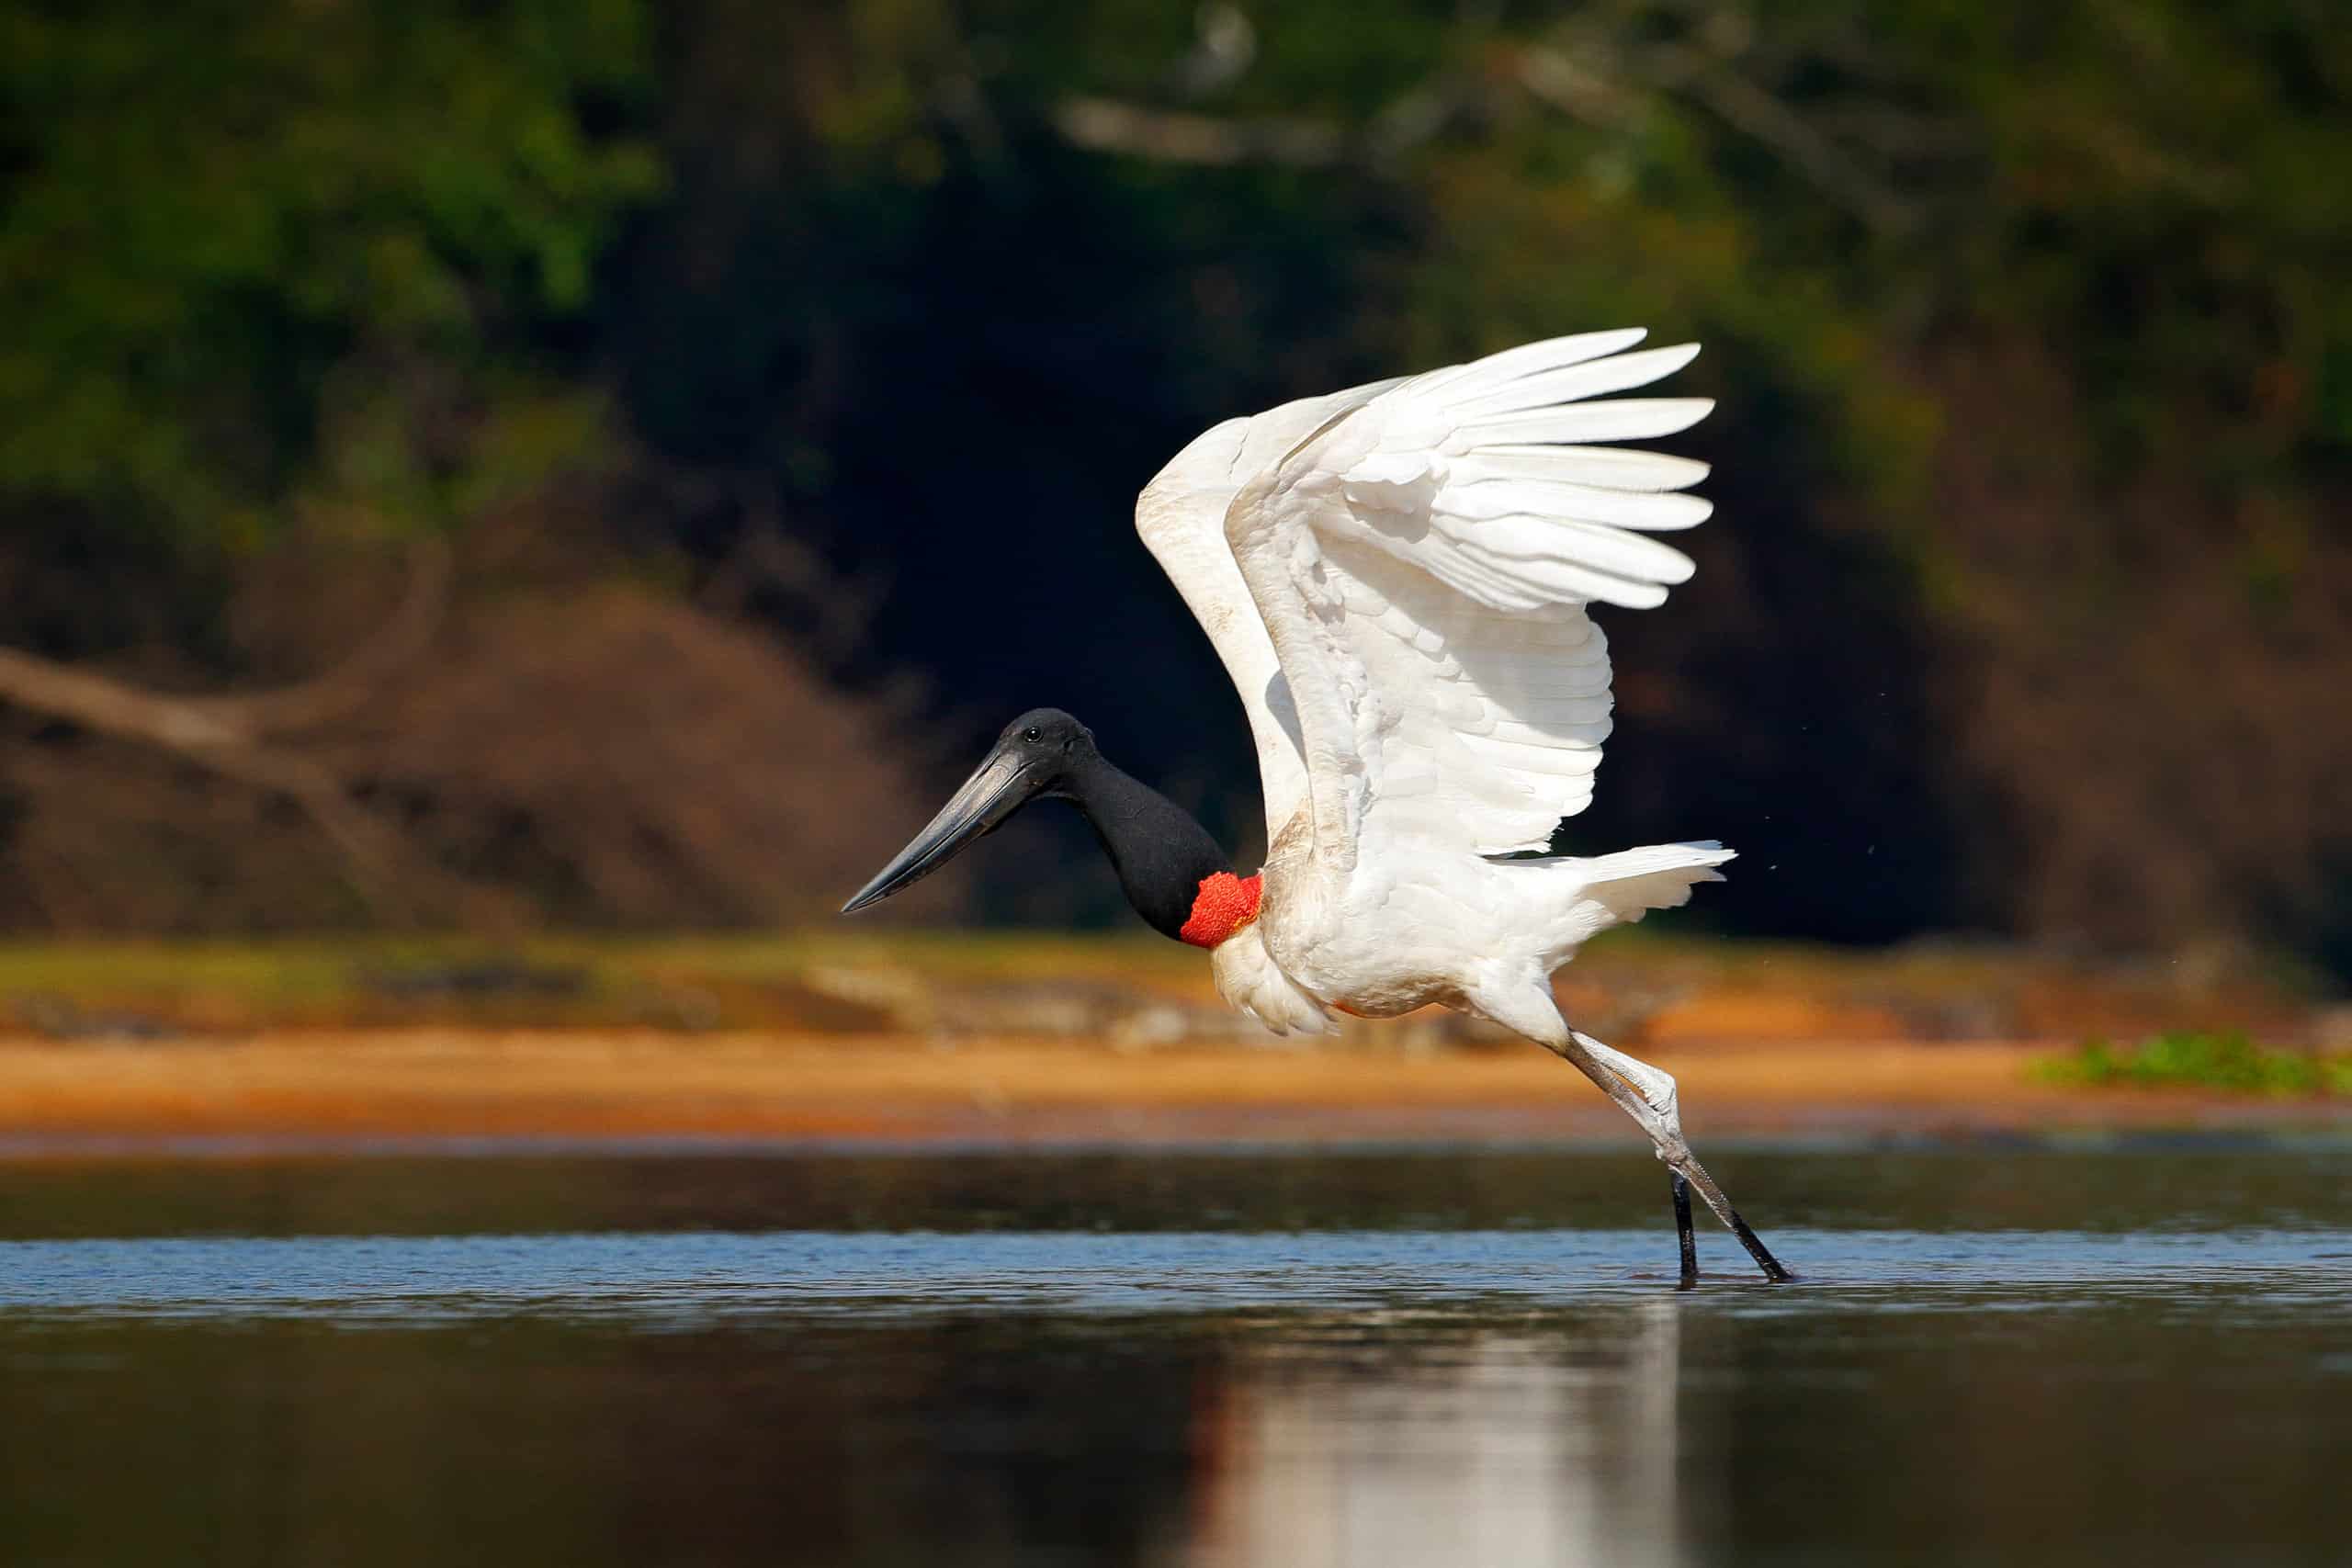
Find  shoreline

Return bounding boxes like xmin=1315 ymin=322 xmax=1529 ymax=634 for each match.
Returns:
xmin=2 ymin=1027 xmax=2342 ymax=1155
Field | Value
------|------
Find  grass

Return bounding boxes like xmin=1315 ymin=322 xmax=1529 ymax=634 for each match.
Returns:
xmin=0 ymin=929 xmax=1218 ymax=1035
xmin=2036 ymin=1031 xmax=2352 ymax=1098
xmin=0 ymin=928 xmax=2334 ymax=1046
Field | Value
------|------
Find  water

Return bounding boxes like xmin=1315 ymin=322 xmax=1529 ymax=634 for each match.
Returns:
xmin=0 ymin=1145 xmax=2346 ymax=1566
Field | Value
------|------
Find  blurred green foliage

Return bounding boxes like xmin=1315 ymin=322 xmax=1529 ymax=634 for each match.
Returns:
xmin=2041 ymin=1032 xmax=2352 ymax=1097
xmin=0 ymin=0 xmax=658 ymax=545
xmin=0 ymin=0 xmax=2346 ymax=948
xmin=14 ymin=0 xmax=2343 ymax=563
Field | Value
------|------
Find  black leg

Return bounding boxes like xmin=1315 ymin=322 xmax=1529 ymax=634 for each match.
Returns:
xmin=1671 ymin=1171 xmax=1699 ymax=1288
xmin=1542 ymin=1020 xmax=1798 ymax=1285
xmin=1724 ymin=1203 xmax=1794 ymax=1283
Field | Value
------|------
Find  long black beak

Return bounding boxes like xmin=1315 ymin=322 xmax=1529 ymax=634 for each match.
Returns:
xmin=840 ymin=743 xmax=1043 ymax=914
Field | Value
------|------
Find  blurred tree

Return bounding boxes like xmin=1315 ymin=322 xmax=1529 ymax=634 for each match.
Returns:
xmin=0 ymin=0 xmax=965 ymax=929
xmin=687 ymin=0 xmax=2348 ymax=957
xmin=0 ymin=0 xmax=656 ymax=553
xmin=0 ymin=0 xmax=662 ymax=919
xmin=1 ymin=0 xmax=2346 ymax=959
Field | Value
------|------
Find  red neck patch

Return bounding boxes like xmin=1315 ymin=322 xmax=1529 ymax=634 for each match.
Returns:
xmin=1179 ymin=872 xmax=1263 ymax=949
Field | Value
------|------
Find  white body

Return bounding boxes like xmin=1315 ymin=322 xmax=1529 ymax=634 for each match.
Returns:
xmin=1136 ymin=330 xmax=1732 ymax=1041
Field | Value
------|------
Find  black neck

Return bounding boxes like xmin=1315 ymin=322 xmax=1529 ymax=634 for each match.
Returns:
xmin=1053 ymin=755 xmax=1232 ymax=942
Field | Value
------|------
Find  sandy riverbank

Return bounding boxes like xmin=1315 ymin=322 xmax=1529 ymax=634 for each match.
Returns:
xmin=1 ymin=1028 xmax=2337 ymax=1151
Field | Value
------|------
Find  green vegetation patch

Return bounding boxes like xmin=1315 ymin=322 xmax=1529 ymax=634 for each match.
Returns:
xmin=2038 ymin=1032 xmax=2352 ymax=1098
xmin=0 ymin=931 xmax=1214 ymax=1036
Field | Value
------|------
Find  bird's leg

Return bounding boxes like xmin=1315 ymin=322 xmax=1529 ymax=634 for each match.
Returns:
xmin=1471 ymin=988 xmax=1793 ymax=1284
xmin=1594 ymin=1035 xmax=1698 ymax=1285
xmin=1562 ymin=1028 xmax=1793 ymax=1285
xmin=1670 ymin=1171 xmax=1698 ymax=1290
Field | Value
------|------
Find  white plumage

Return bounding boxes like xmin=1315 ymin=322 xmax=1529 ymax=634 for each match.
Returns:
xmin=1136 ymin=328 xmax=1729 ymax=1038
xmin=1136 ymin=330 xmax=1791 ymax=1281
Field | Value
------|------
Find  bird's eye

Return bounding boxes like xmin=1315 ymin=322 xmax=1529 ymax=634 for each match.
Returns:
xmin=1023 ymin=727 xmax=1042 ymax=742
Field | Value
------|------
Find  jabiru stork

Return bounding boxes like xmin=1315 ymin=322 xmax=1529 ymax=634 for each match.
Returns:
xmin=842 ymin=330 xmax=1791 ymax=1286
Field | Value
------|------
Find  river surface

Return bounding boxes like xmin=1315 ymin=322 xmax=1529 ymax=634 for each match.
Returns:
xmin=0 ymin=1143 xmax=2346 ymax=1565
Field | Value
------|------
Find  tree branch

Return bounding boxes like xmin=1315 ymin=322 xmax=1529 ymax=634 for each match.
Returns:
xmin=0 ymin=536 xmax=458 ymax=919
xmin=0 ymin=647 xmax=248 ymax=749
xmin=1052 ymin=96 xmax=1348 ymax=166
xmin=1046 ymin=14 xmax=1933 ymax=235
xmin=188 ymin=532 xmax=454 ymax=738
xmin=1638 ymin=41 xmax=1917 ymax=234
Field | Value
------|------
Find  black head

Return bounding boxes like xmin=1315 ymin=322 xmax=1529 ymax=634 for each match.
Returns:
xmin=992 ymin=707 xmax=1098 ymax=797
xmin=839 ymin=708 xmax=1099 ymax=913
xmin=842 ymin=706 xmax=1233 ymax=942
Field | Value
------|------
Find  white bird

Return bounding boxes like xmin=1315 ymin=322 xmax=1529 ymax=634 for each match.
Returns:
xmin=844 ymin=330 xmax=1791 ymax=1285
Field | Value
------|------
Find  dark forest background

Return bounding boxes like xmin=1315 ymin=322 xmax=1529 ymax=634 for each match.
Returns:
xmin=1 ymin=0 xmax=2346 ymax=969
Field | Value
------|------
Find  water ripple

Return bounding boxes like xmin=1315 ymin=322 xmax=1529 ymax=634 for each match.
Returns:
xmin=4 ymin=1227 xmax=2347 ymax=1325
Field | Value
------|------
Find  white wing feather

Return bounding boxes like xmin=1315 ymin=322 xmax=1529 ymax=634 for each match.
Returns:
xmin=1214 ymin=332 xmax=1713 ymax=870
xmin=1134 ymin=378 xmax=1405 ymax=848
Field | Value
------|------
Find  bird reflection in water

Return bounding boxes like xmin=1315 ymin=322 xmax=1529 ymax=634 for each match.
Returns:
xmin=1180 ymin=1301 xmax=1686 ymax=1568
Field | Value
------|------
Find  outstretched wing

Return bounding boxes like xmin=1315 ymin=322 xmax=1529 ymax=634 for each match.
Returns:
xmin=1221 ymin=330 xmax=1714 ymax=873
xmin=1135 ymin=377 xmax=1405 ymax=850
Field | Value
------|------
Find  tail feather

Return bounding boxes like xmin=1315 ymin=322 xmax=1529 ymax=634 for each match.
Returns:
xmin=1521 ymin=840 xmax=1735 ymax=961
xmin=1578 ymin=840 xmax=1734 ymax=921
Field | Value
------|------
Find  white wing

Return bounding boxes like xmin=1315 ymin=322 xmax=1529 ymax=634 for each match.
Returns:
xmin=1219 ymin=330 xmax=1715 ymax=872
xmin=1135 ymin=377 xmax=1405 ymax=848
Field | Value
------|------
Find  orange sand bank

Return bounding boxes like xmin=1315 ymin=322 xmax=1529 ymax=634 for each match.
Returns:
xmin=0 ymin=1029 xmax=2337 ymax=1150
